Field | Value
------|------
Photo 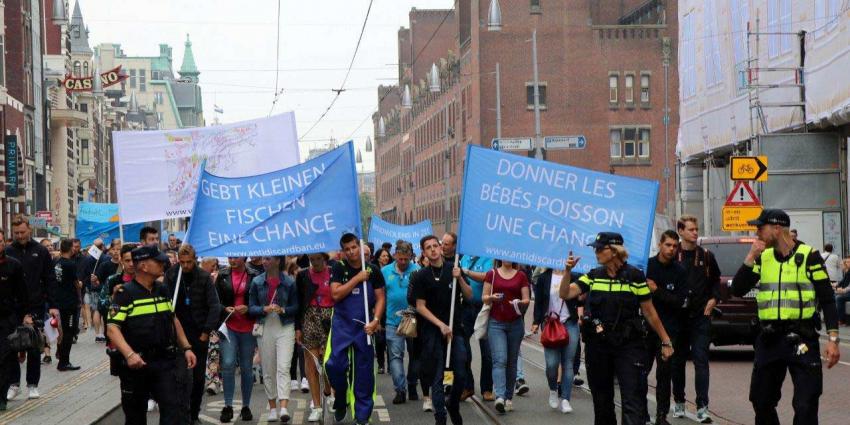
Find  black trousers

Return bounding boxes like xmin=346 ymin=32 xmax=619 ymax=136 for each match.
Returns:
xmin=0 ymin=324 xmax=18 ymax=400
xmin=57 ymin=307 xmax=80 ymax=366
xmin=187 ymin=336 xmax=209 ymax=420
xmin=750 ymin=333 xmax=822 ymax=425
xmin=585 ymin=336 xmax=646 ymax=425
xmin=406 ymin=335 xmax=430 ymax=397
xmin=640 ymin=332 xmax=674 ymax=421
xmin=119 ymin=357 xmax=189 ymax=425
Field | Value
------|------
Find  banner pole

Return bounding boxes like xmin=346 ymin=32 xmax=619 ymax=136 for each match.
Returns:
xmin=445 ymin=252 xmax=460 ymax=368
xmin=361 ymin=239 xmax=371 ymax=346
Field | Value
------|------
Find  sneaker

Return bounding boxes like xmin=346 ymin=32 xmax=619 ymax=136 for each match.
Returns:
xmin=422 ymin=397 xmax=433 ymax=412
xmin=240 ymin=406 xmax=253 ymax=421
xmin=377 ymin=366 xmax=385 ymax=374
xmin=280 ymin=407 xmax=290 ymax=423
xmin=495 ymin=398 xmax=506 ymax=414
xmin=392 ymin=391 xmax=406 ymax=404
xmin=301 ymin=377 xmax=309 ymax=393
xmin=27 ymin=386 xmax=40 ymax=399
xmin=333 ymin=395 xmax=347 ymax=422
xmin=672 ymin=403 xmax=686 ymax=418
xmin=6 ymin=385 xmax=18 ymax=401
xmin=482 ymin=391 xmax=495 ymax=401
xmin=327 ymin=395 xmax=336 ymax=412
xmin=560 ymin=399 xmax=573 ymax=414
xmin=291 ymin=379 xmax=300 ymax=391
xmin=57 ymin=363 xmax=81 ymax=371
xmin=696 ymin=407 xmax=713 ymax=423
xmin=505 ymin=399 xmax=513 ymax=412
xmin=220 ymin=406 xmax=234 ymax=423
xmin=307 ymin=407 xmax=322 ymax=422
xmin=515 ymin=379 xmax=529 ymax=396
xmin=573 ymin=375 xmax=584 ymax=386
xmin=267 ymin=408 xmax=279 ymax=422
xmin=42 ymin=355 xmax=52 ymax=364
xmin=548 ymin=390 xmax=559 ymax=409
xmin=147 ymin=400 xmax=157 ymax=412
xmin=206 ymin=382 xmax=217 ymax=395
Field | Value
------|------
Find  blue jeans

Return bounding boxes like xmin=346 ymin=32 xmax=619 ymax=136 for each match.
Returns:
xmin=488 ymin=318 xmax=524 ymax=400
xmin=462 ymin=302 xmax=493 ymax=394
xmin=837 ymin=292 xmax=850 ymax=323
xmin=385 ymin=326 xmax=407 ymax=393
xmin=543 ymin=320 xmax=579 ymax=400
xmin=672 ymin=314 xmax=711 ymax=408
xmin=220 ymin=328 xmax=257 ymax=407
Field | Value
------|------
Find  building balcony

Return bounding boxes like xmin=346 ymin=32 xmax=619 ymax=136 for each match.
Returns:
xmin=77 ymin=164 xmax=96 ymax=181
xmin=51 ymin=108 xmax=88 ymax=127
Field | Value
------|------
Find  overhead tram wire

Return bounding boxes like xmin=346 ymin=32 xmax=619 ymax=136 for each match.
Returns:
xmin=269 ymin=0 xmax=283 ymax=116
xmin=346 ymin=8 xmax=454 ymax=141
xmin=298 ymin=0 xmax=375 ymax=141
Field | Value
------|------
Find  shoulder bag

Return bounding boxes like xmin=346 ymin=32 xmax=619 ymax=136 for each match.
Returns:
xmin=472 ymin=274 xmax=494 ymax=340
xmin=395 ymin=308 xmax=418 ymax=338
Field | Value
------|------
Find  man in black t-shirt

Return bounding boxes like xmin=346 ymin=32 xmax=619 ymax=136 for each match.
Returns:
xmin=413 ymin=235 xmax=471 ymax=425
xmin=55 ymin=239 xmax=82 ymax=371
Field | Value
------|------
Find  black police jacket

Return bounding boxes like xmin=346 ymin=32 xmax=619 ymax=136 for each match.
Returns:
xmin=0 ymin=254 xmax=32 ymax=332
xmin=164 ymin=266 xmax=221 ymax=334
xmin=109 ymin=280 xmax=177 ymax=353
xmin=5 ymin=240 xmax=57 ymax=312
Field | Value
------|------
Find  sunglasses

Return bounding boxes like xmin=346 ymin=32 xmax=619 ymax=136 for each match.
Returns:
xmin=594 ymin=246 xmax=610 ymax=253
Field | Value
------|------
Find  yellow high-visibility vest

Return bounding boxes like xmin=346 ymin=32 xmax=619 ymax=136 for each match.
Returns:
xmin=752 ymin=244 xmax=827 ymax=321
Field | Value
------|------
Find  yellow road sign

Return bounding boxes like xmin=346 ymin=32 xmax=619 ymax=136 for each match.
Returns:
xmin=730 ymin=156 xmax=768 ymax=182
xmin=722 ymin=206 xmax=763 ymax=232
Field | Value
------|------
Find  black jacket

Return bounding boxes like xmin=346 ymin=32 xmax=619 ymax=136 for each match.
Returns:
xmin=0 ymin=254 xmax=32 ymax=332
xmin=295 ymin=268 xmax=329 ymax=331
xmin=165 ymin=265 xmax=221 ymax=334
xmin=646 ymin=255 xmax=688 ymax=325
xmin=677 ymin=247 xmax=721 ymax=317
xmin=214 ymin=267 xmax=257 ymax=324
xmin=532 ymin=269 xmax=581 ymax=326
xmin=5 ymin=240 xmax=57 ymax=312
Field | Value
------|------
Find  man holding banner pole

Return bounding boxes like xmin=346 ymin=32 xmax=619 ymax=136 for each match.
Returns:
xmin=326 ymin=233 xmax=386 ymax=425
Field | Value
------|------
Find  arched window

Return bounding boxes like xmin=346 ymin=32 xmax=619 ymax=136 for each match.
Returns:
xmin=73 ymin=61 xmax=81 ymax=77
xmin=83 ymin=61 xmax=89 ymax=77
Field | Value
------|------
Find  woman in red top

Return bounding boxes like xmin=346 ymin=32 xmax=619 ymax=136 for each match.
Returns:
xmin=482 ymin=259 xmax=530 ymax=414
xmin=214 ymin=257 xmax=258 ymax=423
xmin=295 ymin=253 xmax=336 ymax=422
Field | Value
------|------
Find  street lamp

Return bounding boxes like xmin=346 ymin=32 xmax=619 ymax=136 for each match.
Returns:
xmin=377 ymin=116 xmax=386 ymax=138
xmin=365 ymin=136 xmax=373 ymax=153
xmin=52 ymin=0 xmax=68 ymax=25
xmin=487 ymin=0 xmax=502 ymax=32
xmin=402 ymin=84 xmax=412 ymax=109
xmin=429 ymin=63 xmax=441 ymax=93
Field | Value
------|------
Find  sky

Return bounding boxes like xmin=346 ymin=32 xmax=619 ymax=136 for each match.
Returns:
xmin=80 ymin=0 xmax=455 ymax=172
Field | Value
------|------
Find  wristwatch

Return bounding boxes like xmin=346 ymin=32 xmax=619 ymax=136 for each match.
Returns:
xmin=660 ymin=341 xmax=673 ymax=347
xmin=829 ymin=335 xmax=840 ymax=343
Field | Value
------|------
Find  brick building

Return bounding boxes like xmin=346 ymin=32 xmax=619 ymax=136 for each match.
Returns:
xmin=374 ymin=0 xmax=679 ymax=232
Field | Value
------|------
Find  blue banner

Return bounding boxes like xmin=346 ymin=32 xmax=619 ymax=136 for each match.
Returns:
xmin=368 ymin=215 xmax=433 ymax=255
xmin=78 ymin=202 xmax=121 ymax=223
xmin=186 ymin=142 xmax=362 ymax=257
xmin=75 ymin=220 xmax=144 ymax=248
xmin=457 ymin=146 xmax=658 ymax=272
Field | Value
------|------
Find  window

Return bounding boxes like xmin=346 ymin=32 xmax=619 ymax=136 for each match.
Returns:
xmin=530 ymin=0 xmax=541 ymax=13
xmin=139 ymin=69 xmax=147 ymax=92
xmin=625 ymin=74 xmax=635 ymax=103
xmin=731 ymin=0 xmax=750 ymax=91
xmin=152 ymin=70 xmax=161 ymax=80
xmin=129 ymin=69 xmax=136 ymax=88
xmin=638 ymin=129 xmax=650 ymax=157
xmin=155 ymin=92 xmax=164 ymax=105
xmin=623 ymin=128 xmax=636 ymax=157
xmin=525 ymin=82 xmax=547 ymax=109
xmin=73 ymin=61 xmax=81 ymax=77
xmin=83 ymin=61 xmax=89 ymax=77
xmin=609 ymin=74 xmax=618 ymax=104
xmin=703 ymin=0 xmax=723 ymax=87
xmin=768 ymin=0 xmax=793 ymax=57
xmin=610 ymin=130 xmax=622 ymax=158
xmin=79 ymin=103 xmax=88 ymax=113
xmin=680 ymin=13 xmax=696 ymax=98
xmin=81 ymin=140 xmax=90 ymax=165
xmin=640 ymin=73 xmax=650 ymax=103
xmin=157 ymin=112 xmax=164 ymax=123
xmin=815 ymin=0 xmax=842 ymax=36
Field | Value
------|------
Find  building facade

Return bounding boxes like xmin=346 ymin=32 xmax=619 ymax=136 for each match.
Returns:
xmin=374 ymin=0 xmax=679 ymax=232
xmin=677 ymin=0 xmax=849 ymax=253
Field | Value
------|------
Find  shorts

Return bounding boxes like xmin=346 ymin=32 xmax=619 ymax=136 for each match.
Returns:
xmin=83 ymin=292 xmax=95 ymax=306
xmin=302 ymin=306 xmax=333 ymax=350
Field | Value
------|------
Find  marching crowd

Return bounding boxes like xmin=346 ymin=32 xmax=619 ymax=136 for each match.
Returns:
xmin=0 ymin=208 xmax=843 ymax=425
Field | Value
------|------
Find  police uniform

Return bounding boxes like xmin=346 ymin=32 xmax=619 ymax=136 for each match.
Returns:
xmin=732 ymin=209 xmax=840 ymax=425
xmin=577 ymin=232 xmax=652 ymax=425
xmin=108 ymin=247 xmax=188 ymax=425
xmin=324 ymin=260 xmax=385 ymax=424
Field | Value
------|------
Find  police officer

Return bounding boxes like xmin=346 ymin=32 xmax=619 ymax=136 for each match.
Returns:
xmin=560 ymin=232 xmax=674 ymax=425
xmin=731 ymin=209 xmax=841 ymax=425
xmin=106 ymin=245 xmax=197 ymax=425
xmin=0 ymin=232 xmax=32 ymax=411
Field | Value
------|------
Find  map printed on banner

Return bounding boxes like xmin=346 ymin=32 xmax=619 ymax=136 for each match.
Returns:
xmin=113 ymin=113 xmax=300 ymax=224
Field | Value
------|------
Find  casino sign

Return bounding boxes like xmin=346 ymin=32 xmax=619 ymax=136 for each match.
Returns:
xmin=61 ymin=65 xmax=128 ymax=92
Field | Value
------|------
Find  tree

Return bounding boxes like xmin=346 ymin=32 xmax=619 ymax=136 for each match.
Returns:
xmin=359 ymin=192 xmax=375 ymax=239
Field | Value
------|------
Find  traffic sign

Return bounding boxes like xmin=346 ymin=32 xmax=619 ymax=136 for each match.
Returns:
xmin=491 ymin=138 xmax=532 ymax=151
xmin=544 ymin=135 xmax=586 ymax=150
xmin=35 ymin=210 xmax=53 ymax=223
xmin=722 ymin=206 xmax=763 ymax=231
xmin=725 ymin=181 xmax=761 ymax=206
xmin=730 ymin=156 xmax=768 ymax=182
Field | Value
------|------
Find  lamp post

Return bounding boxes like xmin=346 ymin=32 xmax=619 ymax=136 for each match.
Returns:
xmin=430 ymin=63 xmax=455 ymax=233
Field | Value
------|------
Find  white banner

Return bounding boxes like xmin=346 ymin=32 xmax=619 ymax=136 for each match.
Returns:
xmin=113 ymin=113 xmax=300 ymax=224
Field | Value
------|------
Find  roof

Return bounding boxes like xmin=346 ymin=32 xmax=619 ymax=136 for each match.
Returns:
xmin=70 ymin=2 xmax=92 ymax=54
xmin=170 ymin=82 xmax=201 ymax=108
xmin=178 ymin=34 xmax=200 ymax=82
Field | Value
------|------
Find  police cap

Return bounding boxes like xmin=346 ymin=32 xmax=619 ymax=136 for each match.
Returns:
xmin=746 ymin=208 xmax=790 ymax=227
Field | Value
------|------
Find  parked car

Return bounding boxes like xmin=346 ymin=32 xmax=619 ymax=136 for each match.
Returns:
xmin=698 ymin=236 xmax=759 ymax=347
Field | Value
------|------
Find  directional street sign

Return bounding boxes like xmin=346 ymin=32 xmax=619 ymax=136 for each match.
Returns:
xmin=491 ymin=138 xmax=533 ymax=151
xmin=730 ymin=156 xmax=768 ymax=182
xmin=722 ymin=181 xmax=762 ymax=231
xmin=544 ymin=135 xmax=586 ymax=150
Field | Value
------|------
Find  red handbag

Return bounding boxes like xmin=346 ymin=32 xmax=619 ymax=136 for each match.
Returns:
xmin=540 ymin=302 xmax=569 ymax=348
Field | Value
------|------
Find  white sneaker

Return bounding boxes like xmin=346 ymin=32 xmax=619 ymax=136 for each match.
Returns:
xmin=672 ymin=403 xmax=686 ymax=418
xmin=279 ymin=407 xmax=290 ymax=422
xmin=494 ymin=398 xmax=505 ymax=414
xmin=307 ymin=407 xmax=321 ymax=422
xmin=27 ymin=387 xmax=40 ymax=399
xmin=422 ymin=397 xmax=433 ymax=412
xmin=301 ymin=377 xmax=309 ymax=391
xmin=559 ymin=399 xmax=573 ymax=413
xmin=327 ymin=395 xmax=336 ymax=412
xmin=505 ymin=399 xmax=513 ymax=412
xmin=696 ymin=407 xmax=712 ymax=423
xmin=267 ymin=409 xmax=279 ymax=422
xmin=147 ymin=400 xmax=157 ymax=412
xmin=548 ymin=390 xmax=559 ymax=409
xmin=290 ymin=379 xmax=300 ymax=390
xmin=6 ymin=385 xmax=19 ymax=401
